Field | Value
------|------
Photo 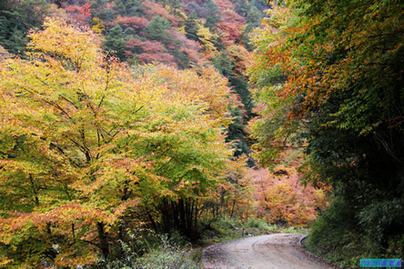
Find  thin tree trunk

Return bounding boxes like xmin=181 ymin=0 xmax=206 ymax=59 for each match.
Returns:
xmin=230 ymin=190 xmax=237 ymax=217
xmin=179 ymin=199 xmax=186 ymax=234
xmin=194 ymin=200 xmax=198 ymax=230
xmin=171 ymin=200 xmax=179 ymax=231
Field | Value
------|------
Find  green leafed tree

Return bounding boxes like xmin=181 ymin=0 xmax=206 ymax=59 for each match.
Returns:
xmin=246 ymin=6 xmax=261 ymax=27
xmin=113 ymin=0 xmax=145 ymax=17
xmin=184 ymin=10 xmax=199 ymax=41
xmin=0 ymin=0 xmax=54 ymax=55
xmin=103 ymin=24 xmax=128 ymax=60
xmin=144 ymin=15 xmax=172 ymax=42
xmin=204 ymin=15 xmax=218 ymax=32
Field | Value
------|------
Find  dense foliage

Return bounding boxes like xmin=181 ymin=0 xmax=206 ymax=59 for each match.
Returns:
xmin=0 ymin=17 xmax=239 ymax=267
xmin=248 ymin=0 xmax=404 ymax=266
xmin=248 ymin=166 xmax=329 ymax=227
xmin=0 ymin=0 xmax=346 ymax=267
xmin=0 ymin=0 xmax=272 ymax=159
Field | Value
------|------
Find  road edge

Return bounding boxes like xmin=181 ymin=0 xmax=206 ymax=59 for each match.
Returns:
xmin=299 ymin=235 xmax=341 ymax=269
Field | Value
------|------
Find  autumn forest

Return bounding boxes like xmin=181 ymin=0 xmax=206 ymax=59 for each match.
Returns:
xmin=0 ymin=0 xmax=403 ymax=268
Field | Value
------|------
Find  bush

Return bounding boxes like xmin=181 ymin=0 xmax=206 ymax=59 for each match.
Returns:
xmin=134 ymin=235 xmax=201 ymax=269
xmin=245 ymin=217 xmax=270 ymax=230
xmin=304 ymin=195 xmax=404 ymax=268
xmin=101 ymin=235 xmax=202 ymax=269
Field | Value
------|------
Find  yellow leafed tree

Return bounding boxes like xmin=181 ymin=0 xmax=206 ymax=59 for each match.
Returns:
xmin=0 ymin=17 xmax=239 ymax=267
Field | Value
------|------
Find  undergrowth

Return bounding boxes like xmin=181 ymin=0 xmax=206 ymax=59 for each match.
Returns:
xmin=98 ymin=217 xmax=310 ymax=268
xmin=100 ymin=234 xmax=202 ymax=269
xmin=202 ymin=217 xmax=309 ymax=244
xmin=303 ymin=196 xmax=404 ymax=269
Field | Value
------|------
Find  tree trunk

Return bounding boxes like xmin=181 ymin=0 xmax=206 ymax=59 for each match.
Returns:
xmin=97 ymin=222 xmax=109 ymax=259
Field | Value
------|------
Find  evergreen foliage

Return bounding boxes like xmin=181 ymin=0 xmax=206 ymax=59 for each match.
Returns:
xmin=0 ymin=0 xmax=53 ymax=55
xmin=103 ymin=24 xmax=127 ymax=60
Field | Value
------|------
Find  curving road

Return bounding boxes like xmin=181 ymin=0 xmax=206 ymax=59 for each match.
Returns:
xmin=202 ymin=233 xmax=336 ymax=269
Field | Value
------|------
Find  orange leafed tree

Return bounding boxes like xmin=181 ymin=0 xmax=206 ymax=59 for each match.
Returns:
xmin=248 ymin=167 xmax=329 ymax=226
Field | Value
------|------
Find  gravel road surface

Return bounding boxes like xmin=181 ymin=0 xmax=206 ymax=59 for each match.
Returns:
xmin=202 ymin=233 xmax=336 ymax=269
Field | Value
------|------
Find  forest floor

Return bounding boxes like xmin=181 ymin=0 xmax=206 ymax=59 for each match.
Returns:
xmin=201 ymin=233 xmax=339 ymax=269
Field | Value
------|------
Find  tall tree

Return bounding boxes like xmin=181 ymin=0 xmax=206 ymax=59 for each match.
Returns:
xmin=248 ymin=1 xmax=404 ymax=265
xmin=0 ymin=17 xmax=236 ymax=267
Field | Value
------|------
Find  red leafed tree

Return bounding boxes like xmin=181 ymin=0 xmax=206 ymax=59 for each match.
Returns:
xmin=169 ymin=29 xmax=205 ymax=66
xmin=227 ymin=44 xmax=250 ymax=76
xmin=142 ymin=0 xmax=178 ymax=26
xmin=219 ymin=10 xmax=246 ymax=41
xmin=125 ymin=38 xmax=176 ymax=66
xmin=64 ymin=2 xmax=92 ymax=25
xmin=112 ymin=16 xmax=149 ymax=30
xmin=229 ymin=92 xmax=247 ymax=118
xmin=213 ymin=0 xmax=234 ymax=12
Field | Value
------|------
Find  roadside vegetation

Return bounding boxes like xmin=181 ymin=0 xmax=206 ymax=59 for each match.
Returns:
xmin=248 ymin=1 xmax=404 ymax=268
xmin=98 ymin=216 xmax=310 ymax=268
xmin=2 ymin=0 xmax=401 ymax=268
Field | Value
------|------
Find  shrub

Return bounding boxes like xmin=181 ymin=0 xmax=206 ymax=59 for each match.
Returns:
xmin=245 ymin=217 xmax=270 ymax=230
xmin=102 ymin=235 xmax=202 ymax=269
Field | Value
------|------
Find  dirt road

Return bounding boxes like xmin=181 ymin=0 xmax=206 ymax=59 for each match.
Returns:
xmin=202 ymin=233 xmax=336 ymax=269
